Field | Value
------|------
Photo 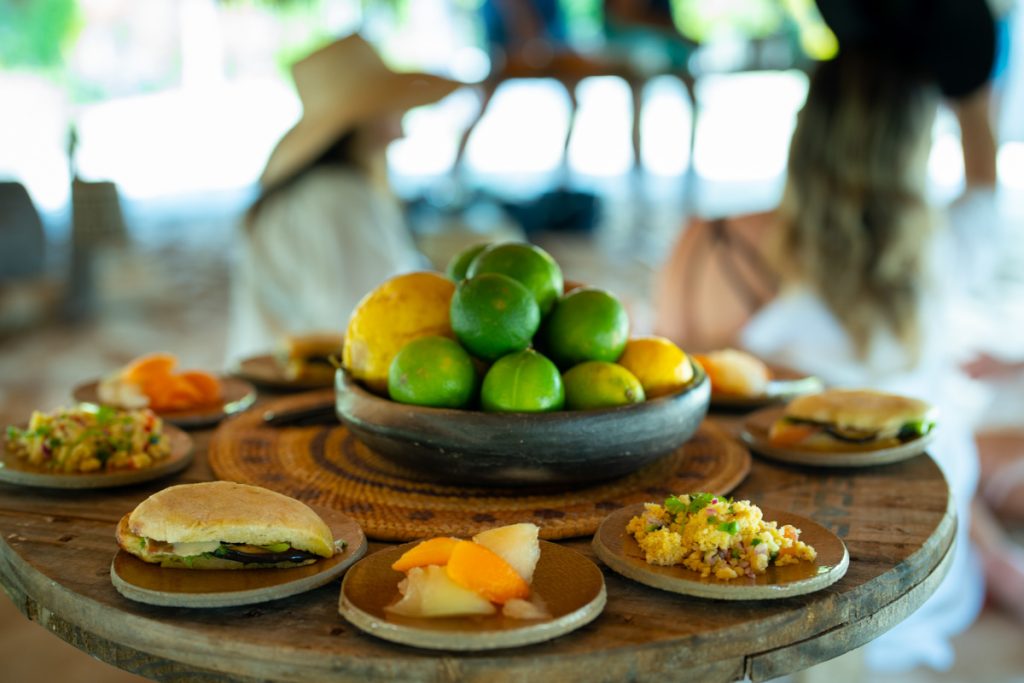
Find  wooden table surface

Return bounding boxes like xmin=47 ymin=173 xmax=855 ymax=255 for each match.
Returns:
xmin=0 ymin=415 xmax=954 ymax=683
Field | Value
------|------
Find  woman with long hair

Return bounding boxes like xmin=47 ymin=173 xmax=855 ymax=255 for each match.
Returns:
xmin=741 ymin=43 xmax=987 ymax=676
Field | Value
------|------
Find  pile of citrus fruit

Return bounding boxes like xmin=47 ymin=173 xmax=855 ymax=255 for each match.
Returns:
xmin=342 ymin=242 xmax=696 ymax=412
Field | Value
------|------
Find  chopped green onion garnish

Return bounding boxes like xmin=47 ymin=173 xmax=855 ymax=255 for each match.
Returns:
xmin=664 ymin=496 xmax=687 ymax=515
xmin=718 ymin=521 xmax=739 ymax=535
xmin=95 ymin=405 xmax=116 ymax=425
xmin=687 ymin=492 xmax=715 ymax=514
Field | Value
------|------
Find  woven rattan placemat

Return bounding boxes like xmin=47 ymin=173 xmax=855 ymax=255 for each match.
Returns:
xmin=209 ymin=392 xmax=751 ymax=541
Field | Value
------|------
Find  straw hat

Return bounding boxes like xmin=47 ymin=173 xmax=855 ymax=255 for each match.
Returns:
xmin=259 ymin=33 xmax=462 ymax=190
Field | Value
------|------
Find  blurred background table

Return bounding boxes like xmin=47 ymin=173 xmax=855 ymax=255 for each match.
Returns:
xmin=0 ymin=414 xmax=954 ymax=683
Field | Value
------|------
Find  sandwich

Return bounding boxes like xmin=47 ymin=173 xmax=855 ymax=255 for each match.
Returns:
xmin=276 ymin=333 xmax=343 ymax=383
xmin=116 ymin=481 xmax=336 ymax=569
xmin=768 ymin=389 xmax=936 ymax=451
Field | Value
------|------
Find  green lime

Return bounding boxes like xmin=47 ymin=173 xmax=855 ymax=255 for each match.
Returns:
xmin=541 ymin=288 xmax=629 ymax=368
xmin=446 ymin=242 xmax=490 ymax=282
xmin=467 ymin=242 xmax=563 ymax=315
xmin=480 ymin=350 xmax=565 ymax=412
xmin=388 ymin=336 xmax=477 ymax=408
xmin=562 ymin=361 xmax=645 ymax=410
xmin=450 ymin=273 xmax=541 ymax=361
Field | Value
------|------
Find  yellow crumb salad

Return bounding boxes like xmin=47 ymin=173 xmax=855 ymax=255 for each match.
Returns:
xmin=5 ymin=405 xmax=171 ymax=473
xmin=626 ymin=493 xmax=816 ymax=580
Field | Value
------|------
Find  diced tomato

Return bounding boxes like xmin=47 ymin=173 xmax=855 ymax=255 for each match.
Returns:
xmin=768 ymin=421 xmax=822 ymax=447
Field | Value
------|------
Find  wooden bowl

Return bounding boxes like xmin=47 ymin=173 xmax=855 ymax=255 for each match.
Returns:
xmin=334 ymin=362 xmax=710 ymax=487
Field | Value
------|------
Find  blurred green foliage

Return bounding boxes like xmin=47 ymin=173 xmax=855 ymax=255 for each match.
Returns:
xmin=671 ymin=0 xmax=784 ymax=42
xmin=0 ymin=0 xmax=81 ymax=69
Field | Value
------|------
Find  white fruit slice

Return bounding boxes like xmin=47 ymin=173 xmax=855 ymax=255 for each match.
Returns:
xmin=98 ymin=375 xmax=149 ymax=409
xmin=385 ymin=565 xmax=496 ymax=618
xmin=502 ymin=597 xmax=551 ymax=620
xmin=472 ymin=523 xmax=541 ymax=584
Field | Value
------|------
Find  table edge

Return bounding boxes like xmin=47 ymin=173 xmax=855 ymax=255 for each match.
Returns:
xmin=0 ymin=490 xmax=957 ymax=683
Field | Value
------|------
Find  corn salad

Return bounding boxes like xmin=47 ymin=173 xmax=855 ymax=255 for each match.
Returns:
xmin=626 ymin=493 xmax=816 ymax=580
xmin=5 ymin=405 xmax=170 ymax=473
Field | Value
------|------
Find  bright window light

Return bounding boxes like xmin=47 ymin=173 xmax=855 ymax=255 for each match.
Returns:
xmin=388 ymin=89 xmax=479 ymax=177
xmin=567 ymin=76 xmax=633 ymax=177
xmin=75 ymin=78 xmax=298 ymax=199
xmin=640 ymin=75 xmax=692 ymax=176
xmin=997 ymin=142 xmax=1024 ymax=189
xmin=450 ymin=46 xmax=490 ymax=83
xmin=693 ymin=70 xmax=807 ymax=182
xmin=463 ymin=79 xmax=570 ymax=176
xmin=0 ymin=75 xmax=72 ymax=212
xmin=927 ymin=132 xmax=966 ymax=191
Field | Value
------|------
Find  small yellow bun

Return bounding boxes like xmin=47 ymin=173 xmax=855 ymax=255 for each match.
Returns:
xmin=692 ymin=349 xmax=770 ymax=397
xmin=617 ymin=336 xmax=693 ymax=399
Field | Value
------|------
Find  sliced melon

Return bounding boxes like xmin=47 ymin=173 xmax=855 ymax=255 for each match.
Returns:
xmin=502 ymin=597 xmax=551 ymax=620
xmin=385 ymin=565 xmax=496 ymax=618
xmin=446 ymin=540 xmax=530 ymax=604
xmin=391 ymin=537 xmax=460 ymax=572
xmin=472 ymin=523 xmax=541 ymax=584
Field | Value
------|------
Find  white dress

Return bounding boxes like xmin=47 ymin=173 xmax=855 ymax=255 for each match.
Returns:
xmin=740 ymin=268 xmax=985 ymax=672
xmin=226 ymin=167 xmax=425 ymax=365
xmin=944 ymin=187 xmax=1024 ymax=429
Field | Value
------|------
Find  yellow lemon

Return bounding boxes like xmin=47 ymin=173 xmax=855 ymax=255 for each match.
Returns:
xmin=562 ymin=361 xmax=645 ymax=410
xmin=616 ymin=336 xmax=694 ymax=399
xmin=343 ymin=272 xmax=456 ymax=395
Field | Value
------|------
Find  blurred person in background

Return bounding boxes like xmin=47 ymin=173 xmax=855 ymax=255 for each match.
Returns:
xmin=739 ymin=44 xmax=985 ymax=673
xmin=226 ymin=34 xmax=459 ymax=363
xmin=657 ymin=0 xmax=1024 ymax=672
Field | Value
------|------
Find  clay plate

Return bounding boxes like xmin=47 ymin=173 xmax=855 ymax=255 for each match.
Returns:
xmin=110 ymin=506 xmax=367 ymax=608
xmin=73 ymin=376 xmax=257 ymax=429
xmin=593 ymin=503 xmax=848 ymax=600
xmin=232 ymin=354 xmax=334 ymax=392
xmin=740 ymin=405 xmax=936 ymax=467
xmin=0 ymin=424 xmax=193 ymax=489
xmin=710 ymin=366 xmax=824 ymax=411
xmin=338 ymin=540 xmax=606 ymax=650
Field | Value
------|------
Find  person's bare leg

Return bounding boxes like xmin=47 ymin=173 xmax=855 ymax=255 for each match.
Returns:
xmin=955 ymin=85 xmax=998 ymax=188
xmin=971 ymin=498 xmax=1024 ymax=622
xmin=978 ymin=430 xmax=1024 ymax=522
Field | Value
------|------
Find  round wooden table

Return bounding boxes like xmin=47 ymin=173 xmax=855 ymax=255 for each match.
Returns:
xmin=0 ymin=417 xmax=955 ymax=683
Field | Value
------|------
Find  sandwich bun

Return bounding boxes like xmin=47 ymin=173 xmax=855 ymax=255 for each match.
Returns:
xmin=120 ymin=481 xmax=334 ymax=565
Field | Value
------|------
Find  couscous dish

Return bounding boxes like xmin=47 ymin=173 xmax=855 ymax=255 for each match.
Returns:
xmin=626 ymin=493 xmax=816 ymax=580
xmin=5 ymin=405 xmax=171 ymax=473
